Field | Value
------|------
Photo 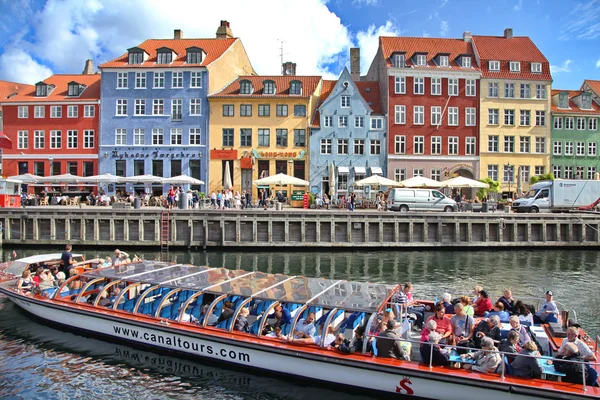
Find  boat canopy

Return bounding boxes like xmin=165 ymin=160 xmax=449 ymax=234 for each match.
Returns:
xmin=82 ymin=261 xmax=393 ymax=314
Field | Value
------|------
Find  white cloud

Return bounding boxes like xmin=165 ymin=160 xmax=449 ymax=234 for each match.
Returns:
xmin=0 ymin=46 xmax=52 ymax=84
xmin=423 ymin=31 xmax=430 ymax=38
xmin=550 ymin=59 xmax=573 ymax=73
xmin=440 ymin=0 xmax=448 ymax=7
xmin=356 ymin=20 xmax=400 ymax=75
xmin=514 ymin=0 xmax=523 ymax=11
xmin=440 ymin=20 xmax=449 ymax=36
xmin=596 ymin=58 xmax=600 ymax=68
xmin=353 ymin=0 xmax=378 ymax=6
xmin=559 ymin=0 xmax=600 ymax=40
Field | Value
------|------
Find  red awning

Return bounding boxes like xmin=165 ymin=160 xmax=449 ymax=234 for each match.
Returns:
xmin=0 ymin=132 xmax=12 ymax=149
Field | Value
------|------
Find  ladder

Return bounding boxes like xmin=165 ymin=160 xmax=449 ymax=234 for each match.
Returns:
xmin=160 ymin=211 xmax=170 ymax=259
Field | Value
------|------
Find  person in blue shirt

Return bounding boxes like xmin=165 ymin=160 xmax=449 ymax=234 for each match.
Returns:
xmin=267 ymin=304 xmax=292 ymax=327
xmin=534 ymin=291 xmax=559 ymax=324
xmin=486 ymin=301 xmax=511 ymax=322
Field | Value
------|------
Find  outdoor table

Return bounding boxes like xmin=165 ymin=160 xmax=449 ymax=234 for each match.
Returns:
xmin=539 ymin=356 xmax=567 ymax=381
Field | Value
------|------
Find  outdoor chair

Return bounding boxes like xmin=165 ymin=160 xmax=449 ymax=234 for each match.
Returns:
xmin=39 ymin=197 xmax=49 ymax=206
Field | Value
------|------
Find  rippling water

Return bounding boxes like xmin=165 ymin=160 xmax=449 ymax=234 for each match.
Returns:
xmin=0 ymin=247 xmax=599 ymax=399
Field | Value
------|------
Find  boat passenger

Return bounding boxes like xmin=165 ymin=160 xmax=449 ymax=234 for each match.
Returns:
xmin=265 ymin=326 xmax=287 ymax=340
xmin=425 ymin=303 xmax=452 ymax=343
xmin=497 ymin=289 xmax=515 ymax=313
xmin=533 ymin=291 xmax=559 ymax=324
xmin=32 ymin=267 xmax=44 ymax=287
xmin=68 ymin=269 xmax=83 ymax=291
xmin=460 ymin=295 xmax=474 ymax=317
xmin=288 ymin=325 xmax=336 ymax=347
xmin=508 ymin=316 xmax=531 ymax=347
xmin=461 ymin=336 xmax=501 ymax=373
xmin=375 ymin=320 xmax=409 ymax=360
xmin=450 ymin=303 xmax=474 ymax=347
xmin=553 ymin=342 xmax=588 ymax=385
xmin=472 ymin=285 xmax=483 ymax=304
xmin=421 ymin=319 xmax=437 ymax=343
xmin=473 ymin=315 xmax=501 ymax=348
xmin=473 ymin=290 xmax=492 ymax=317
xmin=61 ymin=244 xmax=73 ymax=276
xmin=267 ymin=304 xmax=292 ymax=326
xmin=112 ymin=249 xmax=129 ymax=266
xmin=217 ymin=301 xmax=235 ymax=323
xmin=557 ymin=327 xmax=597 ymax=362
xmin=38 ymin=269 xmax=55 ymax=291
xmin=234 ymin=307 xmax=250 ymax=333
xmin=49 ymin=266 xmax=66 ymax=286
xmin=16 ymin=269 xmax=34 ymax=294
xmin=486 ymin=301 xmax=510 ymax=322
xmin=337 ymin=326 xmax=371 ymax=354
xmin=498 ymin=330 xmax=520 ymax=363
xmin=403 ymin=283 xmax=425 ymax=330
xmin=514 ymin=300 xmax=534 ymax=325
xmin=509 ymin=341 xmax=543 ymax=379
xmin=202 ymin=305 xmax=218 ymax=326
xmin=441 ymin=293 xmax=454 ymax=315
xmin=420 ymin=331 xmax=450 ymax=366
xmin=294 ymin=313 xmax=316 ymax=339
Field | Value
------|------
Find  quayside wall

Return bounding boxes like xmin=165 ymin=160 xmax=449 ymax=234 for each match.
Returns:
xmin=0 ymin=208 xmax=599 ymax=249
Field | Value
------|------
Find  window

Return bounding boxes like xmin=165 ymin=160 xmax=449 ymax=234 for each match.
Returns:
xmin=153 ymin=99 xmax=164 ymax=115
xmin=337 ymin=174 xmax=348 ymax=191
xmin=531 ymin=63 xmax=542 ymax=73
xmin=462 ymin=57 xmax=471 ymax=68
xmin=116 ymin=99 xmax=128 ymax=116
xmin=190 ymin=99 xmax=202 ymax=116
xmin=504 ymin=83 xmax=514 ymax=98
xmin=222 ymin=128 xmax=233 ymax=146
xmin=504 ymin=165 xmax=515 ymax=183
xmin=576 ymin=141 xmax=585 ymax=156
xmin=222 ymin=104 xmax=234 ymax=116
xmin=82 ymin=129 xmax=93 ymax=148
xmin=577 ymin=118 xmax=586 ymax=130
xmin=582 ymin=95 xmax=593 ymax=110
xmin=134 ymin=128 xmax=145 ymax=145
xmin=564 ymin=166 xmax=573 ymax=179
xmin=190 ymin=128 xmax=202 ymax=145
xmin=395 ymin=135 xmax=406 ymax=154
xmin=341 ymin=96 xmax=350 ymax=108
xmin=558 ymin=93 xmax=569 ymax=108
xmin=535 ymin=84 xmax=546 ymax=99
xmin=84 ymin=105 xmax=95 ymax=117
xmin=431 ymin=77 xmax=441 ymax=95
xmin=50 ymin=106 xmax=61 ymax=118
xmin=431 ymin=106 xmax=442 ymax=126
xmin=68 ymin=162 xmax=77 ymax=175
xmin=553 ymin=166 xmax=562 ymax=179
xmin=565 ymin=117 xmax=574 ymax=130
xmin=354 ymin=139 xmax=365 ymax=155
xmin=354 ymin=116 xmax=364 ymax=128
xmin=520 ymin=136 xmax=530 ymax=153
xmin=115 ymin=129 xmax=126 ymax=145
xmin=17 ymin=130 xmax=28 ymax=149
xmin=488 ymin=82 xmax=498 ymax=97
xmin=34 ymin=130 xmax=44 ymax=149
xmin=276 ymin=129 xmax=288 ymax=147
xmin=394 ymin=168 xmax=405 ymax=181
xmin=258 ymin=104 xmax=270 ymax=116
xmin=394 ymin=54 xmax=405 ymax=67
xmin=520 ymin=166 xmax=530 ymax=183
xmin=465 ymin=108 xmax=476 ymax=126
xmin=337 ymin=139 xmax=348 ymax=155
xmin=489 ymin=61 xmax=500 ymax=71
xmin=414 ymin=106 xmax=424 ymax=125
xmin=135 ymin=72 xmax=146 ymax=88
xmin=488 ymin=165 xmax=498 ymax=181
xmin=171 ymin=99 xmax=182 ymax=120
xmin=448 ymin=136 xmax=459 ymax=155
xmin=520 ymin=83 xmax=530 ymax=99
xmin=504 ymin=136 xmax=515 ymax=152
xmin=439 ymin=55 xmax=449 ymax=67
xmin=395 ymin=105 xmax=406 ymax=124
xmin=66 ymin=130 xmax=78 ymax=149
xmin=276 ymin=104 xmax=288 ymax=117
xmin=414 ymin=136 xmax=424 ymax=154
xmin=554 ymin=117 xmax=563 ymax=129
xmin=240 ymin=129 xmax=252 ymax=147
xmin=133 ymin=159 xmax=145 ymax=176
xmin=117 ymin=72 xmax=128 ymax=88
xmin=324 ymin=115 xmax=332 ymax=127
xmin=564 ymin=141 xmax=574 ymax=155
xmin=488 ymin=109 xmax=499 ymax=125
xmin=466 ymin=79 xmax=476 ymax=96
xmin=414 ymin=77 xmax=424 ymax=94
xmin=431 ymin=169 xmax=442 ymax=181
xmin=553 ymin=141 xmax=562 ymax=155
xmin=67 ymin=105 xmax=78 ymax=118
xmin=33 ymin=162 xmax=44 ymax=176
xmin=172 ymin=72 xmax=183 ymax=88
xmin=320 ymin=138 xmax=332 ymax=154
xmin=509 ymin=61 xmax=520 ymax=72
xmin=156 ymin=51 xmax=172 ymax=64
xmin=370 ymin=139 xmax=381 ymax=155
xmin=263 ymin=80 xmax=275 ymax=95
xmin=488 ymin=135 xmax=498 ymax=152
xmin=448 ymin=107 xmax=458 ymax=126
xmin=35 ymin=84 xmax=48 ymax=97
xmin=413 ymin=168 xmax=424 ymax=177
xmin=520 ymin=110 xmax=530 ymax=126
xmin=154 ymin=72 xmax=164 ymax=88
xmin=535 ymin=111 xmax=546 ymax=127
xmin=290 ymin=81 xmax=302 ymax=95
xmin=240 ymin=80 xmax=253 ymax=94
xmin=190 ymin=72 xmax=202 ymax=88
xmin=187 ymin=50 xmax=202 ymax=64
xmin=588 ymin=167 xmax=596 ymax=180
xmin=416 ymin=54 xmax=427 ymax=66
xmin=589 ymin=118 xmax=598 ymax=131
xmin=170 ymin=128 xmax=182 ymax=145
xmin=338 ymin=116 xmax=348 ymax=128
xmin=294 ymin=105 xmax=306 ymax=116
xmin=466 ymin=137 xmax=476 ymax=155
xmin=431 ymin=136 xmax=442 ymax=155
xmin=258 ymin=129 xmax=270 ymax=146
xmin=135 ymin=99 xmax=146 ymax=115
xmin=588 ymin=142 xmax=597 ymax=156
xmin=370 ymin=117 xmax=383 ymax=130
xmin=504 ymin=109 xmax=515 ymax=125
xmin=152 ymin=128 xmax=164 ymax=145
xmin=50 ymin=130 xmax=61 ymax=149
xmin=171 ymin=160 xmax=181 ymax=177
xmin=34 ymin=106 xmax=44 ymax=118
xmin=294 ymin=129 xmax=306 ymax=147
xmin=535 ymin=166 xmax=545 ymax=176
xmin=395 ymin=76 xmax=405 ymax=94
xmin=448 ymin=78 xmax=458 ymax=96
xmin=535 ymin=137 xmax=546 ymax=153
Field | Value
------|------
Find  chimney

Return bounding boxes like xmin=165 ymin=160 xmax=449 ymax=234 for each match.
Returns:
xmin=174 ymin=29 xmax=182 ymax=40
xmin=282 ymin=61 xmax=296 ymax=76
xmin=462 ymin=31 xmax=472 ymax=42
xmin=350 ymin=48 xmax=360 ymax=81
xmin=82 ymin=59 xmax=94 ymax=75
xmin=504 ymin=28 xmax=513 ymax=39
xmin=216 ymin=20 xmax=233 ymax=39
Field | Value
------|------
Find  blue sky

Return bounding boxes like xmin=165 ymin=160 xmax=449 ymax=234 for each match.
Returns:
xmin=0 ymin=0 xmax=598 ymax=88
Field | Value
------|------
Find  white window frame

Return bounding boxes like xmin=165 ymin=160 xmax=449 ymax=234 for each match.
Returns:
xmin=153 ymin=72 xmax=164 ymax=89
xmin=531 ymin=62 xmax=542 ymax=73
xmin=133 ymin=128 xmax=145 ymax=145
xmin=448 ymin=78 xmax=459 ymax=96
xmin=354 ymin=116 xmax=364 ymax=128
xmin=565 ymin=117 xmax=574 ymax=130
xmin=34 ymin=130 xmax=44 ymax=149
xmin=553 ymin=141 xmax=562 ymax=156
xmin=509 ymin=61 xmax=520 ymax=72
xmin=116 ymin=99 xmax=128 ymax=116
xmin=431 ymin=136 xmax=442 ymax=155
xmin=320 ymin=139 xmax=332 ymax=155
xmin=520 ymin=83 xmax=531 ymax=99
xmin=17 ymin=130 xmax=28 ymax=149
xmin=324 ymin=116 xmax=332 ymax=127
xmin=535 ymin=137 xmax=546 ymax=154
xmin=576 ymin=141 xmax=585 ymax=156
xmin=504 ymin=82 xmax=515 ymax=98
xmin=413 ymin=77 xmax=424 ymax=95
xmin=172 ymin=71 xmax=183 ymax=88
xmin=153 ymin=99 xmax=164 ymax=115
xmin=448 ymin=136 xmax=459 ymax=155
xmin=431 ymin=77 xmax=441 ymax=95
xmin=50 ymin=106 xmax=61 ymax=118
xmin=171 ymin=128 xmax=183 ymax=145
xmin=370 ymin=139 xmax=381 ymax=155
xmin=117 ymin=72 xmax=128 ymax=89
xmin=520 ymin=136 xmax=530 ymax=153
xmin=395 ymin=105 xmax=406 ymax=124
xmin=370 ymin=117 xmax=383 ymax=130
xmin=338 ymin=116 xmax=348 ymax=128
xmin=466 ymin=79 xmax=476 ymax=96
xmin=83 ymin=129 xmax=94 ymax=149
xmin=588 ymin=142 xmax=597 ymax=156
xmin=416 ymin=54 xmax=427 ymax=66
xmin=135 ymin=72 xmax=146 ymax=89
xmin=115 ymin=129 xmax=126 ymax=146
xmin=520 ymin=110 xmax=531 ymax=126
xmin=466 ymin=137 xmax=476 ymax=155
xmin=152 ymin=128 xmax=164 ymax=145
xmin=448 ymin=107 xmax=458 ymax=126
xmin=589 ymin=118 xmax=598 ymax=131
xmin=337 ymin=139 xmax=349 ymax=155
xmin=134 ymin=99 xmax=146 ymax=116
xmin=431 ymin=106 xmax=442 ymax=126
xmin=67 ymin=130 xmax=78 ymax=149
xmin=414 ymin=136 xmax=424 ymax=154
xmin=489 ymin=61 xmax=500 ymax=71
xmin=465 ymin=107 xmax=476 ymax=126
xmin=488 ymin=135 xmax=499 ymax=152
xmin=34 ymin=105 xmax=44 ymax=118
xmin=535 ymin=110 xmax=546 ymax=127
xmin=413 ymin=106 xmax=424 ymax=125
xmin=535 ymin=84 xmax=547 ymax=99
xmin=354 ymin=139 xmax=365 ymax=155
xmin=554 ymin=117 xmax=563 ymax=129
xmin=394 ymin=76 xmax=405 ymax=94
xmin=488 ymin=109 xmax=499 ymax=125
xmin=50 ymin=130 xmax=61 ymax=149
xmin=189 ymin=128 xmax=202 ymax=145
xmin=439 ymin=55 xmax=449 ymax=67
xmin=190 ymin=71 xmax=202 ymax=88
xmin=487 ymin=165 xmax=498 ymax=181
xmin=394 ymin=168 xmax=406 ymax=182
xmin=488 ymin=82 xmax=498 ymax=98
xmin=84 ymin=105 xmax=95 ymax=118
xmin=577 ymin=117 xmax=586 ymax=130
xmin=564 ymin=141 xmax=574 ymax=156
xmin=67 ymin=105 xmax=78 ymax=118
xmin=340 ymin=96 xmax=350 ymax=108
xmin=394 ymin=54 xmax=405 ymax=68
xmin=462 ymin=57 xmax=471 ymax=68
xmin=394 ymin=135 xmax=406 ymax=154
xmin=190 ymin=99 xmax=202 ymax=116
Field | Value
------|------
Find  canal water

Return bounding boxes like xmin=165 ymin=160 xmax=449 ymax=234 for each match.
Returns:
xmin=1 ymin=247 xmax=599 ymax=399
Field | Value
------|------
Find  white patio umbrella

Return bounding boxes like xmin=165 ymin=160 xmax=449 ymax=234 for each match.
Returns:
xmin=77 ymin=173 xmax=122 ymax=184
xmin=119 ymin=174 xmax=165 ymax=184
xmin=353 ymin=175 xmax=403 ymax=187
xmin=399 ymin=176 xmax=443 ymax=188
xmin=41 ymin=173 xmax=82 ymax=183
xmin=163 ymin=175 xmax=205 ymax=185
xmin=253 ymin=173 xmax=309 ymax=186
xmin=440 ymin=176 xmax=489 ymax=188
xmin=7 ymin=173 xmax=42 ymax=183
xmin=329 ymin=163 xmax=336 ymax=197
xmin=223 ymin=162 xmax=232 ymax=189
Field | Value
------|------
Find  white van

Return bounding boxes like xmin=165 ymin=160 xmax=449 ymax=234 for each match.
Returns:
xmin=387 ymin=188 xmax=457 ymax=212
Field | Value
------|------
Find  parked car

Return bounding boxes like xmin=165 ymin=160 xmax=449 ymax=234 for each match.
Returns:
xmin=387 ymin=188 xmax=457 ymax=212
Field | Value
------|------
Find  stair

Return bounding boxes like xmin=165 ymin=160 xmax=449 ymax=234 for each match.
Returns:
xmin=160 ymin=211 xmax=170 ymax=258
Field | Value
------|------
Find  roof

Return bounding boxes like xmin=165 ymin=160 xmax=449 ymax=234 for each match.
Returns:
xmin=209 ymin=75 xmax=322 ymax=98
xmin=379 ymin=36 xmax=477 ymax=70
xmin=583 ymin=80 xmax=600 ymax=96
xmin=0 ymin=80 xmax=33 ymax=110
xmin=2 ymin=74 xmax=101 ymax=103
xmin=471 ymin=35 xmax=551 ymax=81
xmin=551 ymin=89 xmax=600 ymax=114
xmin=311 ymin=80 xmax=336 ymax=127
xmin=99 ymin=38 xmax=237 ymax=69
xmin=356 ymin=81 xmax=383 ymax=114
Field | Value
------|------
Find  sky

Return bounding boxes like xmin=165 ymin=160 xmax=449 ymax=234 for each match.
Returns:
xmin=0 ymin=0 xmax=598 ymax=89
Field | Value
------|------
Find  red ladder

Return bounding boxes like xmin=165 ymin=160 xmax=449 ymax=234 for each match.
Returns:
xmin=160 ymin=211 xmax=170 ymax=257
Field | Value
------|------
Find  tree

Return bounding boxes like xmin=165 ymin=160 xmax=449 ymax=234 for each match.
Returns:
xmin=530 ymin=173 xmax=554 ymax=185
xmin=476 ymin=177 xmax=500 ymax=200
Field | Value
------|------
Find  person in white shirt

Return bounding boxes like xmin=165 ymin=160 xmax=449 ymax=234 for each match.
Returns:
xmin=266 ymin=326 xmax=287 ymax=340
xmin=534 ymin=291 xmax=559 ymax=324
xmin=289 ymin=325 xmax=336 ymax=347
xmin=294 ymin=313 xmax=316 ymax=339
xmin=558 ymin=327 xmax=596 ymax=361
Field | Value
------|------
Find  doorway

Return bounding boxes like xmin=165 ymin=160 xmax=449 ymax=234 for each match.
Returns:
xmin=241 ymin=169 xmax=252 ymax=194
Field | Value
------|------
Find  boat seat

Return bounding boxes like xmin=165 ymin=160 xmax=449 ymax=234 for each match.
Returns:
xmin=499 ymin=355 xmax=513 ymax=375
xmin=250 ymin=315 xmax=263 ymax=335
xmin=41 ymin=287 xmax=57 ymax=298
xmin=123 ymin=298 xmax=136 ymax=312
xmin=216 ymin=320 xmax=229 ymax=330
xmin=159 ymin=305 xmax=172 ymax=319
xmin=340 ymin=312 xmax=365 ymax=338
xmin=500 ymin=329 xmax=510 ymax=339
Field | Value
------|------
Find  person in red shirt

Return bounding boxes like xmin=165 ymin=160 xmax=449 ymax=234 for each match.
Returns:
xmin=473 ymin=290 xmax=493 ymax=317
xmin=425 ymin=303 xmax=452 ymax=343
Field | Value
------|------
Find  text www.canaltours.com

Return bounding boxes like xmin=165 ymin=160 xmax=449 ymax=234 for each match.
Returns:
xmin=113 ymin=325 xmax=251 ymax=363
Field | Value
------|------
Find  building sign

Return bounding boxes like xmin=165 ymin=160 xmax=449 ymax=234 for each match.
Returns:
xmin=111 ymin=150 xmax=202 ymax=159
xmin=252 ymin=149 xmax=306 ymax=159
xmin=240 ymin=158 xmax=252 ymax=169
xmin=210 ymin=149 xmax=238 ymax=160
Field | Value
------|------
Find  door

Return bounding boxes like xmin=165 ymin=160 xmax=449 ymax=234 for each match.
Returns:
xmin=535 ymin=188 xmax=550 ymax=210
xmin=241 ymin=170 xmax=252 ymax=194
xmin=415 ymin=190 xmax=431 ymax=210
xmin=431 ymin=190 xmax=446 ymax=210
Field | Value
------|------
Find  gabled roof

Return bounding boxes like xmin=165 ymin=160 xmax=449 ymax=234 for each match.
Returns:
xmin=209 ymin=76 xmax=321 ymax=98
xmin=551 ymin=89 xmax=600 ymax=115
xmin=311 ymin=80 xmax=336 ymax=128
xmin=2 ymin=74 xmax=101 ymax=103
xmin=100 ymin=38 xmax=237 ymax=68
xmin=0 ymin=80 xmax=34 ymax=108
xmin=583 ymin=80 xmax=600 ymax=96
xmin=471 ymin=35 xmax=551 ymax=81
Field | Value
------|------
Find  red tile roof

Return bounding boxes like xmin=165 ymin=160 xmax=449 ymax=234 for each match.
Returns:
xmin=0 ymin=80 xmax=33 ymax=109
xmin=99 ymin=38 xmax=237 ymax=69
xmin=471 ymin=35 xmax=551 ymax=81
xmin=551 ymin=89 xmax=600 ymax=114
xmin=209 ymin=75 xmax=322 ymax=98
xmin=356 ymin=81 xmax=383 ymax=115
xmin=2 ymin=74 xmax=101 ymax=103
xmin=583 ymin=80 xmax=600 ymax=96
xmin=311 ymin=80 xmax=336 ymax=127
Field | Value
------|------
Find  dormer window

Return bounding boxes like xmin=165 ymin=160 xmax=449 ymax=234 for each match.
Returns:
xmin=290 ymin=80 xmax=302 ymax=95
xmin=156 ymin=47 xmax=174 ymax=64
xmin=582 ymin=94 xmax=593 ymax=110
xmin=240 ymin=80 xmax=253 ymax=95
xmin=393 ymin=53 xmax=405 ymax=68
xmin=35 ymin=83 xmax=48 ymax=97
xmin=186 ymin=47 xmax=203 ymax=64
xmin=558 ymin=92 xmax=569 ymax=109
xmin=509 ymin=61 xmax=520 ymax=72
xmin=439 ymin=55 xmax=449 ymax=67
xmin=67 ymin=81 xmax=85 ymax=97
xmin=531 ymin=62 xmax=541 ymax=73
xmin=128 ymin=52 xmax=143 ymax=64
xmin=489 ymin=61 xmax=500 ymax=71
xmin=263 ymin=80 xmax=276 ymax=95
xmin=462 ymin=56 xmax=471 ymax=68
xmin=416 ymin=54 xmax=427 ymax=66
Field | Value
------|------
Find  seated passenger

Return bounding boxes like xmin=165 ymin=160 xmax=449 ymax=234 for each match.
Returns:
xmin=403 ymin=282 xmax=425 ymax=330
xmin=421 ymin=319 xmax=437 ymax=343
xmin=420 ymin=331 xmax=450 ymax=366
xmin=498 ymin=330 xmax=520 ymax=363
xmin=32 ymin=267 xmax=44 ymax=287
xmin=288 ymin=325 xmax=336 ymax=347
xmin=375 ymin=320 xmax=408 ymax=360
xmin=460 ymin=295 xmax=475 ymax=317
xmin=486 ymin=301 xmax=510 ymax=322
xmin=497 ymin=289 xmax=515 ymax=313
xmin=510 ymin=341 xmax=543 ymax=379
xmin=16 ymin=269 xmax=34 ymax=294
xmin=425 ymin=303 xmax=452 ymax=343
xmin=217 ymin=301 xmax=234 ymax=323
xmin=202 ymin=305 xmax=218 ymax=326
xmin=450 ymin=303 xmax=474 ymax=347
xmin=234 ymin=307 xmax=250 ymax=333
xmin=557 ymin=326 xmax=598 ymax=387
xmin=441 ymin=293 xmax=454 ymax=315
xmin=337 ymin=326 xmax=371 ymax=354
xmin=554 ymin=342 xmax=588 ymax=385
xmin=473 ymin=290 xmax=492 ymax=317
xmin=267 ymin=304 xmax=292 ymax=326
xmin=508 ymin=315 xmax=531 ymax=347
xmin=534 ymin=291 xmax=559 ymax=324
xmin=38 ymin=269 xmax=56 ymax=291
xmin=266 ymin=325 xmax=287 ymax=340
xmin=514 ymin=300 xmax=534 ymax=325
xmin=49 ymin=266 xmax=66 ymax=286
xmin=294 ymin=313 xmax=316 ymax=339
xmin=472 ymin=285 xmax=483 ymax=304
xmin=473 ymin=315 xmax=501 ymax=348
xmin=461 ymin=336 xmax=501 ymax=373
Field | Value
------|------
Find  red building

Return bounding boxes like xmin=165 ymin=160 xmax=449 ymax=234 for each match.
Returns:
xmin=0 ymin=68 xmax=100 ymax=182
xmin=366 ymin=34 xmax=481 ymax=182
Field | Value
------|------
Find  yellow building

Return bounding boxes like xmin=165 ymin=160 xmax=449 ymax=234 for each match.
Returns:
xmin=472 ymin=30 xmax=552 ymax=197
xmin=208 ymin=75 xmax=322 ymax=200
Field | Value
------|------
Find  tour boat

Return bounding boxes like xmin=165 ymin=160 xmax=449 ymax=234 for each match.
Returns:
xmin=0 ymin=254 xmax=598 ymax=399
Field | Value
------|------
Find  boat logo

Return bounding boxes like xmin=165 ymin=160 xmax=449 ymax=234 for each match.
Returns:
xmin=395 ymin=377 xmax=414 ymax=395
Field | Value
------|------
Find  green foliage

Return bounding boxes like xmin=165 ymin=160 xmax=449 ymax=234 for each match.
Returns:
xmin=530 ymin=173 xmax=554 ymax=185
xmin=198 ymin=192 xmax=206 ymax=199
xmin=476 ymin=177 xmax=500 ymax=200
xmin=308 ymin=192 xmax=316 ymax=205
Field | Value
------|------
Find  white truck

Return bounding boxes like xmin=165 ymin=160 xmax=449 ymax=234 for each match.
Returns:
xmin=512 ymin=179 xmax=600 ymax=213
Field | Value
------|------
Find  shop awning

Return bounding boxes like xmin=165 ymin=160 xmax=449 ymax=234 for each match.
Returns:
xmin=0 ymin=132 xmax=13 ymax=149
xmin=353 ymin=166 xmax=366 ymax=175
xmin=337 ymin=166 xmax=350 ymax=174
xmin=370 ymin=167 xmax=383 ymax=175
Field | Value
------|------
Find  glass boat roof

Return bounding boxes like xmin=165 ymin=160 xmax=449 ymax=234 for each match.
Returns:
xmin=84 ymin=261 xmax=393 ymax=313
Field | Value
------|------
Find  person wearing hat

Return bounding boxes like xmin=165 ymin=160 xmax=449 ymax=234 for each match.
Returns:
xmin=534 ymin=291 xmax=559 ymax=324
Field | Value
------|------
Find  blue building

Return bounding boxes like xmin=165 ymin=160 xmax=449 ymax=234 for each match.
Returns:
xmin=98 ymin=23 xmax=254 ymax=194
xmin=309 ymin=67 xmax=386 ymax=199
